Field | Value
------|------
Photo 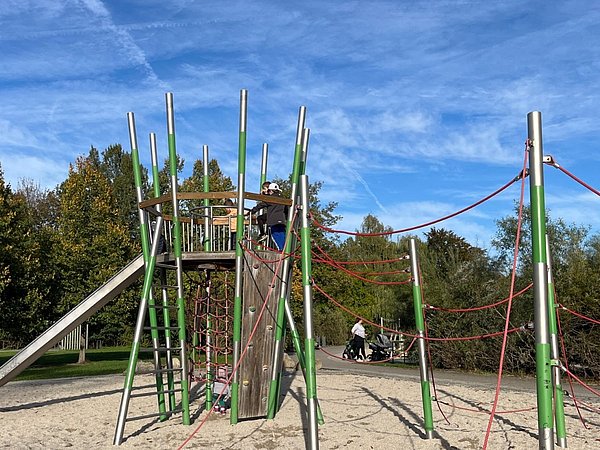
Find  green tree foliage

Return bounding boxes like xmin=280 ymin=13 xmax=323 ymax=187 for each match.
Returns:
xmin=56 ymin=155 xmax=138 ymax=344
xmin=0 ymin=169 xmax=60 ymax=343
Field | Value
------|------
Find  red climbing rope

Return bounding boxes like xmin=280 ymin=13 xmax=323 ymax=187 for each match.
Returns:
xmin=310 ymin=175 xmax=521 ymax=237
xmin=558 ymin=304 xmax=600 ymax=325
xmin=549 ymin=162 xmax=600 ymax=196
xmin=482 ymin=142 xmax=528 ymax=450
xmin=313 ymin=282 xmax=522 ymax=342
xmin=426 ymin=283 xmax=533 ymax=313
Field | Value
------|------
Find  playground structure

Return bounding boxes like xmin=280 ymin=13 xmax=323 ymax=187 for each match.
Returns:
xmin=1 ymin=104 xmax=599 ymax=449
xmin=112 ymin=90 xmax=321 ymax=447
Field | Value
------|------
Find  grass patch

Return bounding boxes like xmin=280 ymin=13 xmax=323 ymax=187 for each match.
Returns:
xmin=0 ymin=347 xmax=154 ymax=382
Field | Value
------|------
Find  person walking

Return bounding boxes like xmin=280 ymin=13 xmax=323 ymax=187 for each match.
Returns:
xmin=351 ymin=318 xmax=367 ymax=361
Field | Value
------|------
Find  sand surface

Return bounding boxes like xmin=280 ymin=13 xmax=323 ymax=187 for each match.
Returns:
xmin=1 ymin=369 xmax=599 ymax=449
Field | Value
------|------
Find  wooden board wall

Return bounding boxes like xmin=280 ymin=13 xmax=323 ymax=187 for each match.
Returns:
xmin=237 ymin=251 xmax=284 ymax=419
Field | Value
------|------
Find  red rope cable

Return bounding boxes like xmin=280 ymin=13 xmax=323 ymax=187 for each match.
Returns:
xmin=312 ymin=242 xmax=413 ymax=286
xmin=562 ymin=367 xmax=600 ymax=399
xmin=556 ymin=308 xmax=590 ymax=428
xmin=423 ymin=306 xmax=451 ymax=425
xmin=313 ymin=282 xmax=522 ymax=342
xmin=427 ymin=283 xmax=533 ymax=313
xmin=552 ymin=164 xmax=600 ymax=196
xmin=482 ymin=143 xmax=528 ymax=450
xmin=559 ymin=304 xmax=600 ymax=325
xmin=310 ymin=176 xmax=519 ymax=237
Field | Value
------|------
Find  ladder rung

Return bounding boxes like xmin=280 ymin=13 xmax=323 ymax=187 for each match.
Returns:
xmin=155 ymin=262 xmax=175 ymax=269
xmin=153 ymin=284 xmax=179 ymax=289
xmin=144 ymin=326 xmax=180 ymax=331
xmin=139 ymin=347 xmax=183 ymax=353
xmin=151 ymin=368 xmax=183 ymax=374
xmin=147 ymin=304 xmax=178 ymax=310
xmin=126 ymin=409 xmax=183 ymax=422
xmin=133 ymin=381 xmax=182 ymax=390
xmin=130 ymin=388 xmax=183 ymax=398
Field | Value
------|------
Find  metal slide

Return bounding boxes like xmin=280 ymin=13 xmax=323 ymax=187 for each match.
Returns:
xmin=0 ymin=254 xmax=145 ymax=387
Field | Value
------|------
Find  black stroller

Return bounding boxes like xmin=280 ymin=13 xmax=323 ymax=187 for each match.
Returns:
xmin=342 ymin=338 xmax=358 ymax=360
xmin=368 ymin=333 xmax=393 ymax=361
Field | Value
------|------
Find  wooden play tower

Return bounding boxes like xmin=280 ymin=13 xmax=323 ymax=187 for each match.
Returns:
xmin=113 ymin=91 xmax=321 ymax=448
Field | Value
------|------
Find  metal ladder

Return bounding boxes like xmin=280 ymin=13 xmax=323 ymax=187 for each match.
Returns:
xmin=113 ymin=217 xmax=191 ymax=445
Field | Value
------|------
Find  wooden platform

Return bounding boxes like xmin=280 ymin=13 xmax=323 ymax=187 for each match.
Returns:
xmin=157 ymin=251 xmax=236 ymax=271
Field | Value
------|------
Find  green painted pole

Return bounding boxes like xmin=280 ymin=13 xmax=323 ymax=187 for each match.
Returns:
xmin=150 ymin=132 xmax=176 ymax=411
xmin=201 ymin=144 xmax=213 ymax=411
xmin=527 ymin=111 xmax=554 ymax=450
xmin=203 ymin=144 xmax=211 ymax=252
xmin=300 ymin=174 xmax=320 ymax=449
xmin=260 ymin=143 xmax=268 ymax=188
xmin=230 ymin=89 xmax=248 ymax=425
xmin=166 ymin=92 xmax=190 ymax=426
xmin=409 ymin=238 xmax=434 ymax=439
xmin=546 ymin=236 xmax=567 ymax=447
xmin=267 ymin=106 xmax=306 ymax=419
xmin=114 ymin=114 xmax=167 ymax=445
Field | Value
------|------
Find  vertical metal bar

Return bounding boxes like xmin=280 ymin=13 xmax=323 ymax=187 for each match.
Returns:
xmin=203 ymin=144 xmax=211 ymax=251
xmin=260 ymin=143 xmax=268 ymax=187
xmin=267 ymin=106 xmax=306 ymax=419
xmin=205 ymin=273 xmax=213 ymax=411
xmin=300 ymin=175 xmax=319 ymax=449
xmin=114 ymin=113 xmax=167 ymax=445
xmin=409 ymin=238 xmax=434 ymax=439
xmin=231 ymin=89 xmax=248 ymax=424
xmin=150 ymin=133 xmax=176 ymax=410
xmin=166 ymin=92 xmax=190 ymax=426
xmin=546 ymin=236 xmax=567 ymax=447
xmin=528 ymin=111 xmax=554 ymax=450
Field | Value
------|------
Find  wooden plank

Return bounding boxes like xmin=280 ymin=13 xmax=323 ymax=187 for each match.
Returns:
xmin=238 ymin=251 xmax=283 ymax=419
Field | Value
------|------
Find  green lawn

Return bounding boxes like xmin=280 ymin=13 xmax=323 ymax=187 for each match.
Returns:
xmin=0 ymin=347 xmax=154 ymax=381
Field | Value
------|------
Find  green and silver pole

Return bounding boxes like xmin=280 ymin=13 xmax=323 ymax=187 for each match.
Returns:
xmin=231 ymin=89 xmax=248 ymax=424
xmin=546 ymin=236 xmax=567 ymax=447
xmin=260 ymin=143 xmax=268 ymax=187
xmin=528 ymin=111 xmax=554 ymax=450
xmin=166 ymin=92 xmax=190 ymax=425
xmin=300 ymin=174 xmax=319 ymax=449
xmin=281 ymin=129 xmax=323 ymax=424
xmin=203 ymin=144 xmax=211 ymax=252
xmin=114 ymin=114 xmax=167 ymax=445
xmin=267 ymin=106 xmax=306 ymax=419
xmin=202 ymin=144 xmax=213 ymax=410
xmin=409 ymin=238 xmax=434 ymax=439
xmin=150 ymin=132 xmax=176 ymax=411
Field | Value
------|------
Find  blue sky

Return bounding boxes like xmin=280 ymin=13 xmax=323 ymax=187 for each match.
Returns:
xmin=1 ymin=0 xmax=600 ymax=249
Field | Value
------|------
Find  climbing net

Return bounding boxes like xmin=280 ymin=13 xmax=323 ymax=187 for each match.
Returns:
xmin=307 ymin=143 xmax=600 ymax=447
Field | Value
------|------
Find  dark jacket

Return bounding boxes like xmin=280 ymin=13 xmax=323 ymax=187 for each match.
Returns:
xmin=251 ymin=192 xmax=288 ymax=227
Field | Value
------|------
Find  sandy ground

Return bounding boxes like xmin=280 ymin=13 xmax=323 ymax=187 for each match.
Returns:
xmin=1 ymin=369 xmax=599 ymax=450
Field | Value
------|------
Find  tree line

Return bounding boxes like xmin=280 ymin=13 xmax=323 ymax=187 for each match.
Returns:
xmin=0 ymin=144 xmax=598 ymax=377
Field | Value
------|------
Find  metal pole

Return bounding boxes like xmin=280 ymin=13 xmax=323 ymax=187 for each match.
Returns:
xmin=528 ymin=111 xmax=554 ymax=450
xmin=267 ymin=106 xmax=306 ymax=419
xmin=166 ymin=92 xmax=190 ymax=426
xmin=300 ymin=174 xmax=319 ymax=449
xmin=231 ymin=89 xmax=248 ymax=424
xmin=546 ymin=236 xmax=567 ymax=447
xmin=150 ymin=132 xmax=176 ymax=411
xmin=260 ymin=143 xmax=268 ymax=187
xmin=203 ymin=144 xmax=211 ymax=251
xmin=114 ymin=114 xmax=166 ymax=445
xmin=409 ymin=238 xmax=434 ymax=439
